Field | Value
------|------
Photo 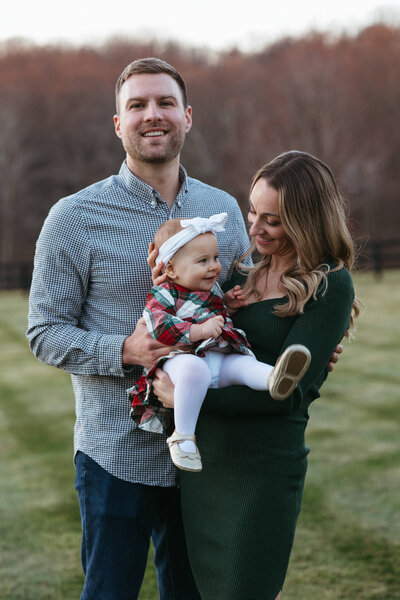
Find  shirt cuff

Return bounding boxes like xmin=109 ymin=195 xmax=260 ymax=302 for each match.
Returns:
xmin=97 ymin=334 xmax=128 ymax=376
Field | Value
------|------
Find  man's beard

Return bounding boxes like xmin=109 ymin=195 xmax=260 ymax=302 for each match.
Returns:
xmin=123 ymin=128 xmax=186 ymax=165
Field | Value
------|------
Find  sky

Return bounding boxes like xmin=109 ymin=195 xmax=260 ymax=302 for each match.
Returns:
xmin=1 ymin=0 xmax=399 ymax=51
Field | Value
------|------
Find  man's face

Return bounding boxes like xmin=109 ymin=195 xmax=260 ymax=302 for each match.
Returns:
xmin=114 ymin=73 xmax=192 ymax=169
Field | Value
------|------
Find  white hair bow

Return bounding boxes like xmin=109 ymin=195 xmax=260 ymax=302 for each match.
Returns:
xmin=155 ymin=212 xmax=228 ymax=266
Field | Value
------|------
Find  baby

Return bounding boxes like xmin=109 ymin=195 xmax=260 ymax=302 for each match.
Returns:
xmin=128 ymin=213 xmax=310 ymax=472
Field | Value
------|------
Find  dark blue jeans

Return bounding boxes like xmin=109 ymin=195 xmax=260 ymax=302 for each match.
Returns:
xmin=74 ymin=452 xmax=201 ymax=600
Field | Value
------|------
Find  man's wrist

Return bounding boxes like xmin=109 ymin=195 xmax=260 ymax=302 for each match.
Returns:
xmin=97 ymin=334 xmax=128 ymax=376
xmin=122 ymin=336 xmax=136 ymax=367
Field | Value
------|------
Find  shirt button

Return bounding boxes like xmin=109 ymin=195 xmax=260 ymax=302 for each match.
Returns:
xmin=151 ymin=200 xmax=157 ymax=208
xmin=109 ymin=367 xmax=116 ymax=374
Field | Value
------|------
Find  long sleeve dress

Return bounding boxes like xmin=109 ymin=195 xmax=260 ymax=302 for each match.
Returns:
xmin=179 ymin=264 xmax=355 ymax=600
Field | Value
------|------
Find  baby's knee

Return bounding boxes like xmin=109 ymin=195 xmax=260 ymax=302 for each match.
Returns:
xmin=166 ymin=354 xmax=211 ymax=386
xmin=183 ymin=355 xmax=212 ymax=384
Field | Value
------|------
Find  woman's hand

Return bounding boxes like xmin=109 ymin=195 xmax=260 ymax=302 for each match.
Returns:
xmin=148 ymin=241 xmax=168 ymax=286
xmin=152 ymin=368 xmax=175 ymax=408
xmin=328 ymin=343 xmax=343 ymax=372
xmin=225 ymin=285 xmax=248 ymax=314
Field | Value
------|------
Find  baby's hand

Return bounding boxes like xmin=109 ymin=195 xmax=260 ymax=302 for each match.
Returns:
xmin=200 ymin=315 xmax=225 ymax=339
xmin=190 ymin=315 xmax=225 ymax=342
xmin=225 ymin=285 xmax=248 ymax=314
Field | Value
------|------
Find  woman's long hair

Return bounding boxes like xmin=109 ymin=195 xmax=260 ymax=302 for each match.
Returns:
xmin=237 ymin=151 xmax=360 ymax=334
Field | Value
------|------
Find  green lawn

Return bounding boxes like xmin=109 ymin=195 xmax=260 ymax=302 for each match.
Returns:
xmin=0 ymin=270 xmax=399 ymax=599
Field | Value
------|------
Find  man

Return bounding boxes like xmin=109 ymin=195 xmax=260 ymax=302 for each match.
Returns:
xmin=27 ymin=58 xmax=251 ymax=600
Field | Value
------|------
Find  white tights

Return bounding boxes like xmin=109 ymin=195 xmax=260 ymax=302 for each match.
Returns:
xmin=163 ymin=351 xmax=274 ymax=452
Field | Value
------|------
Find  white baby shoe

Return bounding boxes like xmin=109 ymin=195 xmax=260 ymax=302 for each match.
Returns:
xmin=166 ymin=431 xmax=203 ymax=472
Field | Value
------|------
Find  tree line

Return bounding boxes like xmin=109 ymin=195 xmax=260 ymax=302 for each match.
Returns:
xmin=0 ymin=23 xmax=399 ymax=267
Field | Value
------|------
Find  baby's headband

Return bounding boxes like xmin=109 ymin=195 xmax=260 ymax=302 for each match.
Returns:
xmin=155 ymin=212 xmax=228 ymax=267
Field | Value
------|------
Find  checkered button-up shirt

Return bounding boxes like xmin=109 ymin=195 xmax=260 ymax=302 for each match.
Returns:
xmin=27 ymin=161 xmax=250 ymax=486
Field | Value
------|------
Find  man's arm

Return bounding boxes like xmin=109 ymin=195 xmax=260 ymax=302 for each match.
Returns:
xmin=28 ymin=201 xmax=193 ymax=375
xmin=30 ymin=199 xmax=181 ymax=377
xmin=27 ymin=202 xmax=133 ymax=377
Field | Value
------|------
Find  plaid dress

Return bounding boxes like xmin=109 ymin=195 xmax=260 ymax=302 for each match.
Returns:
xmin=128 ymin=281 xmax=253 ymax=434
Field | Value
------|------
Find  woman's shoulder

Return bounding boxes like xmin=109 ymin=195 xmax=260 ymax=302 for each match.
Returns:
xmin=321 ymin=263 xmax=355 ymax=305
xmin=325 ymin=262 xmax=354 ymax=287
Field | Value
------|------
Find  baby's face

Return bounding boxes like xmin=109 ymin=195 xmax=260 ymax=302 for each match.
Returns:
xmin=168 ymin=233 xmax=222 ymax=292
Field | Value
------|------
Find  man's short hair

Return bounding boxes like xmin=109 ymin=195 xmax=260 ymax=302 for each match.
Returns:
xmin=115 ymin=57 xmax=188 ymax=113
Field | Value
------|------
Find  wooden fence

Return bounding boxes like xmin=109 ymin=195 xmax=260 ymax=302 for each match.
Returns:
xmin=357 ymin=239 xmax=400 ymax=275
xmin=1 ymin=240 xmax=400 ymax=290
xmin=0 ymin=263 xmax=33 ymax=291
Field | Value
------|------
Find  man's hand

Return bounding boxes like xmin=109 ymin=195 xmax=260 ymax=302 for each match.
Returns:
xmin=148 ymin=242 xmax=168 ymax=286
xmin=224 ymin=285 xmax=248 ymax=314
xmin=122 ymin=318 xmax=173 ymax=369
xmin=152 ymin=368 xmax=175 ymax=408
xmin=190 ymin=315 xmax=225 ymax=342
xmin=328 ymin=344 xmax=343 ymax=372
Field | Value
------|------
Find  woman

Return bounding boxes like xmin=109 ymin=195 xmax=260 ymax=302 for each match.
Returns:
xmin=153 ymin=150 xmax=359 ymax=600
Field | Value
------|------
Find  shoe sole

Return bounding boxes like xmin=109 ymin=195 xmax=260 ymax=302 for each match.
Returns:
xmin=269 ymin=345 xmax=311 ymax=400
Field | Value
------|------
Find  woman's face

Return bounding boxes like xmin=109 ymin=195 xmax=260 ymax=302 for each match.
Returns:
xmin=248 ymin=178 xmax=295 ymax=259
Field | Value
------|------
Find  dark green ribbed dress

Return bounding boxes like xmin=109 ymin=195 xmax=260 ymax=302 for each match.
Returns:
xmin=180 ymin=265 xmax=355 ymax=600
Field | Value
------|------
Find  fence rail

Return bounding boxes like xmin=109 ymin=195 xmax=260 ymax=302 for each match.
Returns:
xmin=1 ymin=240 xmax=400 ymax=290
xmin=0 ymin=263 xmax=33 ymax=291
xmin=357 ymin=239 xmax=400 ymax=275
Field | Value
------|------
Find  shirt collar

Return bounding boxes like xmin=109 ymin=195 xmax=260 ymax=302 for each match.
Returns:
xmin=118 ymin=160 xmax=189 ymax=206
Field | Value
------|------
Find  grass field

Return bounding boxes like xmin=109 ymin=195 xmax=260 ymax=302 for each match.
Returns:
xmin=0 ymin=270 xmax=399 ymax=599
